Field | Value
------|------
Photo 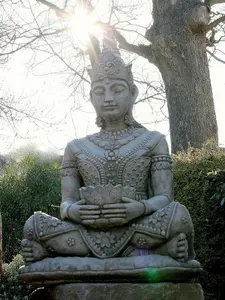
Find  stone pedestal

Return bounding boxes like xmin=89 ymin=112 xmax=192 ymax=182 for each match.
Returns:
xmin=30 ymin=283 xmax=204 ymax=300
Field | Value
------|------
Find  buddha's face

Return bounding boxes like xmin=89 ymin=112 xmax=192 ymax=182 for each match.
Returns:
xmin=91 ymin=78 xmax=133 ymax=122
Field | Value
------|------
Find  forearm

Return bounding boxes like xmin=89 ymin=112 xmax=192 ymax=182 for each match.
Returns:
xmin=140 ymin=194 xmax=170 ymax=215
xmin=60 ymin=168 xmax=80 ymax=219
xmin=60 ymin=176 xmax=80 ymax=220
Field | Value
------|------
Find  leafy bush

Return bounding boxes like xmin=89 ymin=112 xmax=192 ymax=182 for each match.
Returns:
xmin=0 ymin=254 xmax=34 ymax=299
xmin=0 ymin=150 xmax=61 ymax=262
xmin=173 ymin=146 xmax=225 ymax=300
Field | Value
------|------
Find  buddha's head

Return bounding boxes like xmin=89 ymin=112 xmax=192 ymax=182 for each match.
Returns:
xmin=87 ymin=30 xmax=139 ymax=128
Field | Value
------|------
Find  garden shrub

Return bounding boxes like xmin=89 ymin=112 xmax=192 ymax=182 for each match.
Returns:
xmin=173 ymin=146 xmax=225 ymax=300
xmin=0 ymin=254 xmax=34 ymax=299
xmin=0 ymin=150 xmax=61 ymax=262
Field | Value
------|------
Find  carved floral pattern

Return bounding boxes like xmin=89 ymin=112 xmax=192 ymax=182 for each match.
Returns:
xmin=95 ymin=232 xmax=116 ymax=248
xmin=122 ymin=157 xmax=151 ymax=191
xmin=181 ymin=216 xmax=188 ymax=224
xmin=67 ymin=238 xmax=76 ymax=247
xmin=138 ymin=237 xmax=147 ymax=246
xmin=146 ymin=205 xmax=171 ymax=237
xmin=26 ymin=228 xmax=33 ymax=237
xmin=78 ymin=161 xmax=100 ymax=186
xmin=35 ymin=213 xmax=74 ymax=239
xmin=79 ymin=184 xmax=136 ymax=206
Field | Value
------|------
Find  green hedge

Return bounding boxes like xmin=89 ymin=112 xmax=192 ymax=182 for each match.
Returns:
xmin=173 ymin=147 xmax=225 ymax=300
xmin=0 ymin=146 xmax=225 ymax=299
xmin=0 ymin=151 xmax=61 ymax=263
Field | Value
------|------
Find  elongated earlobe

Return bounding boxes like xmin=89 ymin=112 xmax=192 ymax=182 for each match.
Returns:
xmin=124 ymin=113 xmax=135 ymax=126
xmin=132 ymin=85 xmax=139 ymax=103
xmin=95 ymin=115 xmax=104 ymax=128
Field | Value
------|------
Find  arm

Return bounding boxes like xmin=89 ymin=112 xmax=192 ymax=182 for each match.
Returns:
xmin=60 ymin=143 xmax=100 ymax=224
xmin=60 ymin=143 xmax=81 ymax=220
xmin=141 ymin=136 xmax=173 ymax=215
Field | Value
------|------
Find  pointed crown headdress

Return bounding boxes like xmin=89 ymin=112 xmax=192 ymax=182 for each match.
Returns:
xmin=87 ymin=29 xmax=134 ymax=90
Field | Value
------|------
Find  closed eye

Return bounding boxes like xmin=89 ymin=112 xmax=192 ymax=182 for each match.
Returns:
xmin=112 ymin=86 xmax=126 ymax=93
xmin=93 ymin=87 xmax=105 ymax=95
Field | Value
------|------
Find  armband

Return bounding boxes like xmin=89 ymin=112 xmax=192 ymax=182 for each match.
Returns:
xmin=60 ymin=161 xmax=78 ymax=177
xmin=151 ymin=155 xmax=172 ymax=171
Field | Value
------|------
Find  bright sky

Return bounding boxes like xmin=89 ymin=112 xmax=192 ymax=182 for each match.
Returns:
xmin=1 ymin=1 xmax=225 ymax=154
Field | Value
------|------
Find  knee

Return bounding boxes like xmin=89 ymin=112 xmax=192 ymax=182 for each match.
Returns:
xmin=170 ymin=202 xmax=194 ymax=235
xmin=23 ymin=215 xmax=35 ymax=240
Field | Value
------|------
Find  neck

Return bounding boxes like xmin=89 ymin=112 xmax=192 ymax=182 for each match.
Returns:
xmin=103 ymin=119 xmax=128 ymax=132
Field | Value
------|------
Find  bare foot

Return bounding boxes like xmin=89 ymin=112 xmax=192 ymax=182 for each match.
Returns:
xmin=166 ymin=233 xmax=188 ymax=262
xmin=21 ymin=239 xmax=48 ymax=264
xmin=148 ymin=233 xmax=188 ymax=262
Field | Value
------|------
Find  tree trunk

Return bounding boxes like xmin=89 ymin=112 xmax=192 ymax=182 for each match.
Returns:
xmin=147 ymin=0 xmax=218 ymax=153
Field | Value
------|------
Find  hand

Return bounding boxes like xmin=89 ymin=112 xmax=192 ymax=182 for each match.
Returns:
xmin=100 ymin=197 xmax=145 ymax=226
xmin=68 ymin=199 xmax=100 ymax=224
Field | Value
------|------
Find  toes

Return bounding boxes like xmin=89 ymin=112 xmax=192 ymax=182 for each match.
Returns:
xmin=178 ymin=233 xmax=186 ymax=241
xmin=177 ymin=245 xmax=185 ymax=252
xmin=21 ymin=239 xmax=32 ymax=247
xmin=176 ymin=234 xmax=188 ymax=261
xmin=21 ymin=246 xmax=33 ymax=252
xmin=177 ymin=252 xmax=185 ymax=258
xmin=177 ymin=251 xmax=187 ymax=262
xmin=177 ymin=240 xmax=185 ymax=247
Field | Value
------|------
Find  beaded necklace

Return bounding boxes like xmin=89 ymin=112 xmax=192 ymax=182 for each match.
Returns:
xmin=88 ymin=127 xmax=145 ymax=160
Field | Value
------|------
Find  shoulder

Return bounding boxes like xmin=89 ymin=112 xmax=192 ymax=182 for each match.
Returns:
xmin=67 ymin=132 xmax=100 ymax=153
xmin=67 ymin=136 xmax=90 ymax=152
xmin=143 ymin=130 xmax=169 ymax=156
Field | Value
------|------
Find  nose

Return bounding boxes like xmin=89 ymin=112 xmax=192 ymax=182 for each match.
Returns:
xmin=104 ymin=87 xmax=114 ymax=103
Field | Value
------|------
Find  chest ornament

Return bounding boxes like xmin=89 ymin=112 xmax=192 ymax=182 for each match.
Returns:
xmin=88 ymin=127 xmax=145 ymax=161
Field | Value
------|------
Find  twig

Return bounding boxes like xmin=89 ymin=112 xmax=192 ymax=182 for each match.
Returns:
xmin=207 ymin=49 xmax=225 ymax=64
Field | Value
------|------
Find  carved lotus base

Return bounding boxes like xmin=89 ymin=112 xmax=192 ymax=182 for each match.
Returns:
xmin=30 ymin=283 xmax=204 ymax=300
xmin=18 ymin=254 xmax=202 ymax=285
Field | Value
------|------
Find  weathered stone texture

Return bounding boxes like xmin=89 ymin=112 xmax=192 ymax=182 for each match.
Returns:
xmin=31 ymin=283 xmax=204 ymax=300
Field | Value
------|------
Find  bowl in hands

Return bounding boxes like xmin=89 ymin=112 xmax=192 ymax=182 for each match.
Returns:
xmin=79 ymin=184 xmax=136 ymax=206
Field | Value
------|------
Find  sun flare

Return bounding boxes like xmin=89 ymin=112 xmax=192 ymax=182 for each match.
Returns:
xmin=69 ymin=7 xmax=100 ymax=47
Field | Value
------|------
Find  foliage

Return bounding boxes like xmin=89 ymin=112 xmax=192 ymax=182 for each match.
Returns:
xmin=0 ymin=254 xmax=34 ymax=299
xmin=0 ymin=150 xmax=61 ymax=262
xmin=173 ymin=145 xmax=225 ymax=300
xmin=207 ymin=170 xmax=225 ymax=208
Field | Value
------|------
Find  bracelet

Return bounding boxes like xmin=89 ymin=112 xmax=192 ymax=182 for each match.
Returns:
xmin=140 ymin=200 xmax=151 ymax=216
xmin=140 ymin=200 xmax=147 ymax=216
xmin=66 ymin=204 xmax=73 ymax=219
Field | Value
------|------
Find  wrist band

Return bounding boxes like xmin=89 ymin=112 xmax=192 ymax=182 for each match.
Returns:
xmin=140 ymin=200 xmax=151 ymax=215
xmin=66 ymin=204 xmax=73 ymax=219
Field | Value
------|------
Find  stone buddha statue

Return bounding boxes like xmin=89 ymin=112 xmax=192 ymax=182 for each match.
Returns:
xmin=20 ymin=32 xmax=201 ymax=283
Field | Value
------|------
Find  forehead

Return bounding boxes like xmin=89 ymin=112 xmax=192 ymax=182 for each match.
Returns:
xmin=92 ymin=78 xmax=129 ymax=88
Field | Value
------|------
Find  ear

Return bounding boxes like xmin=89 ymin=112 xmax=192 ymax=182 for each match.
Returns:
xmin=132 ymin=84 xmax=139 ymax=103
xmin=90 ymin=90 xmax=93 ymax=103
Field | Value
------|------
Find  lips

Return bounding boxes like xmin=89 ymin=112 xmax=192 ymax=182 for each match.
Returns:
xmin=103 ymin=105 xmax=117 ymax=110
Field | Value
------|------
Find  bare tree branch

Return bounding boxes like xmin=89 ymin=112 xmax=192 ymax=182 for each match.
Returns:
xmin=111 ymin=27 xmax=155 ymax=64
xmin=36 ymin=0 xmax=73 ymax=18
xmin=207 ymin=48 xmax=225 ymax=64
xmin=207 ymin=15 xmax=225 ymax=31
